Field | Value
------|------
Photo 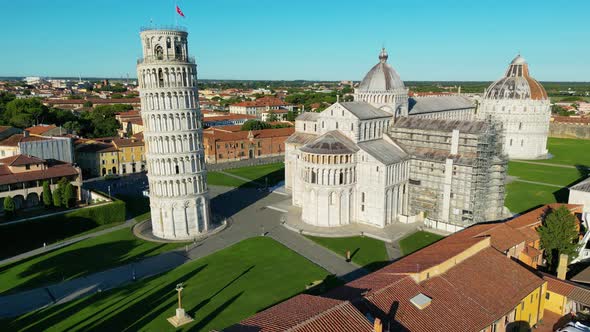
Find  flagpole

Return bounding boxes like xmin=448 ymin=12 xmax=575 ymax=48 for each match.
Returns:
xmin=174 ymin=0 xmax=178 ymax=27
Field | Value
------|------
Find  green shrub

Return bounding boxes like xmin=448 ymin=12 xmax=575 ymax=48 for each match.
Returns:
xmin=0 ymin=198 xmax=126 ymax=259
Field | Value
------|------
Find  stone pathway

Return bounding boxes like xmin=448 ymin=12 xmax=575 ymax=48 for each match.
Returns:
xmin=511 ymin=178 xmax=564 ymax=188
xmin=0 ymin=186 xmax=368 ymax=318
xmin=511 ymin=160 xmax=589 ymax=170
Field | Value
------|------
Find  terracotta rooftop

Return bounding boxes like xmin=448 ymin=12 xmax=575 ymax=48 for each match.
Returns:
xmin=0 ymin=154 xmax=45 ymax=166
xmin=225 ymin=294 xmax=372 ymax=332
xmin=112 ymin=138 xmax=144 ymax=148
xmin=203 ymin=127 xmax=294 ymax=142
xmin=24 ymin=125 xmax=58 ymax=136
xmin=0 ymin=134 xmax=51 ymax=147
xmin=231 ymin=96 xmax=291 ymax=108
xmin=0 ymin=162 xmax=79 ymax=186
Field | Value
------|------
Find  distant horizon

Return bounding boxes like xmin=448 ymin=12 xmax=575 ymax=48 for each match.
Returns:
xmin=1 ymin=1 xmax=589 ymax=82
xmin=2 ymin=76 xmax=590 ymax=84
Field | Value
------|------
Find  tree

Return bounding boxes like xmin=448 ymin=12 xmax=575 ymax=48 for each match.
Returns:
xmin=53 ymin=188 xmax=62 ymax=208
xmin=3 ymin=196 xmax=15 ymax=217
xmin=63 ymin=183 xmax=75 ymax=208
xmin=3 ymin=98 xmax=50 ymax=128
xmin=286 ymin=110 xmax=296 ymax=122
xmin=83 ymin=101 xmax=93 ymax=108
xmin=42 ymin=181 xmax=52 ymax=208
xmin=241 ymin=120 xmax=271 ymax=131
xmin=538 ymin=206 xmax=580 ymax=271
xmin=267 ymin=113 xmax=279 ymax=122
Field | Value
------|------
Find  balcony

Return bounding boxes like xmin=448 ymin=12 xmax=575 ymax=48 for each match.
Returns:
xmin=137 ymin=55 xmax=196 ymax=65
xmin=140 ymin=25 xmax=187 ymax=32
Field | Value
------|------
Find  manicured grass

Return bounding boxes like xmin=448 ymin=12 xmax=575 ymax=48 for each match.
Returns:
xmin=4 ymin=237 xmax=330 ymax=332
xmin=0 ymin=228 xmax=185 ymax=294
xmin=224 ymin=162 xmax=285 ymax=186
xmin=399 ymin=231 xmax=444 ymax=255
xmin=504 ymin=181 xmax=565 ymax=214
xmin=206 ymin=163 xmax=285 ymax=188
xmin=539 ymin=137 xmax=590 ymax=167
xmin=207 ymin=171 xmax=250 ymax=187
xmin=305 ymin=235 xmax=389 ymax=271
xmin=508 ymin=161 xmax=586 ymax=186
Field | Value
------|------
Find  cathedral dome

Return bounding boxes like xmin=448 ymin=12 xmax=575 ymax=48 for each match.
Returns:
xmin=484 ymin=55 xmax=547 ymax=100
xmin=358 ymin=48 xmax=405 ymax=92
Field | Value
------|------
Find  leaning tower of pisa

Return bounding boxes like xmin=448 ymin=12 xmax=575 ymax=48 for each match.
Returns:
xmin=136 ymin=27 xmax=210 ymax=240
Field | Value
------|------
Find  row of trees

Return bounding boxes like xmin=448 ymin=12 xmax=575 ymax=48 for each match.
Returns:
xmin=0 ymin=93 xmax=126 ymax=137
xmin=3 ymin=178 xmax=76 ymax=217
xmin=240 ymin=120 xmax=292 ymax=131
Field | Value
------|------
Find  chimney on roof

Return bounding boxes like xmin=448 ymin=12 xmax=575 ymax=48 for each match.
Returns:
xmin=23 ymin=130 xmax=29 ymax=138
xmin=373 ymin=318 xmax=382 ymax=332
xmin=557 ymin=254 xmax=569 ymax=280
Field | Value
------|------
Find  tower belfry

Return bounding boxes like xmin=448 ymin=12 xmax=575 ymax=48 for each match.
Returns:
xmin=136 ymin=27 xmax=211 ymax=240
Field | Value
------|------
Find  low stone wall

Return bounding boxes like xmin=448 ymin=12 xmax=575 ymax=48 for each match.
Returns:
xmin=549 ymin=123 xmax=590 ymax=140
xmin=206 ymin=156 xmax=284 ymax=171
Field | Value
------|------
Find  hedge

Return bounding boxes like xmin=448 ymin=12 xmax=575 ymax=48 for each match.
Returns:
xmin=0 ymin=199 xmax=126 ymax=260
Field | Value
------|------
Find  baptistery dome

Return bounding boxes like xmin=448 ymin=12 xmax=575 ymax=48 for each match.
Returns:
xmin=358 ymin=48 xmax=405 ymax=92
xmin=484 ymin=55 xmax=547 ymax=100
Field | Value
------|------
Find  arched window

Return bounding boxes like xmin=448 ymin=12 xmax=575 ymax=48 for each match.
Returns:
xmin=154 ymin=45 xmax=164 ymax=60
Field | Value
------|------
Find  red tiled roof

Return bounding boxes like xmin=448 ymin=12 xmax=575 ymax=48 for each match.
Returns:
xmin=113 ymin=138 xmax=144 ymax=148
xmin=203 ymin=127 xmax=294 ymax=142
xmin=225 ymin=294 xmax=372 ymax=332
xmin=543 ymin=273 xmax=576 ymax=296
xmin=24 ymin=125 xmax=57 ymax=136
xmin=362 ymin=248 xmax=544 ymax=332
xmin=0 ymin=154 xmax=45 ymax=166
xmin=203 ymin=114 xmax=257 ymax=122
xmin=0 ymin=134 xmax=50 ymax=147
xmin=0 ymin=163 xmax=79 ymax=186
xmin=231 ymin=96 xmax=291 ymax=108
xmin=552 ymin=116 xmax=590 ymax=125
xmin=506 ymin=203 xmax=582 ymax=230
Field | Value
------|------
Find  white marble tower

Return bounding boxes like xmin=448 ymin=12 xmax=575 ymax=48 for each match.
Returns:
xmin=137 ymin=27 xmax=210 ymax=240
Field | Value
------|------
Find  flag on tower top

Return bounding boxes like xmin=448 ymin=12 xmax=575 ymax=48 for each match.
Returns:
xmin=176 ymin=5 xmax=185 ymax=17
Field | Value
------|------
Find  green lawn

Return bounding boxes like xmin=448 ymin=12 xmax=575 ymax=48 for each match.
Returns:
xmin=399 ymin=231 xmax=444 ymax=255
xmin=538 ymin=137 xmax=590 ymax=167
xmin=4 ymin=237 xmax=330 ymax=332
xmin=207 ymin=171 xmax=250 ymax=187
xmin=206 ymin=163 xmax=285 ymax=188
xmin=503 ymin=137 xmax=589 ymax=214
xmin=504 ymin=181 xmax=564 ymax=214
xmin=224 ymin=162 xmax=285 ymax=186
xmin=305 ymin=235 xmax=389 ymax=271
xmin=0 ymin=228 xmax=185 ymax=294
xmin=508 ymin=161 xmax=586 ymax=186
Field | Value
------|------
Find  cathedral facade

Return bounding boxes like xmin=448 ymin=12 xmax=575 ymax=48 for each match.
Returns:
xmin=285 ymin=49 xmax=508 ymax=232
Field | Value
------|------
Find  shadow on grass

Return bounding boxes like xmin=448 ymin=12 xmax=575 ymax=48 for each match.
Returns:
xmin=188 ymin=291 xmax=243 ymax=331
xmin=7 ymin=263 xmax=209 ymax=331
xmin=4 ymin=240 xmax=169 ymax=294
xmin=188 ymin=265 xmax=254 ymax=317
xmin=210 ymin=169 xmax=284 ymax=220
xmin=0 ymin=217 xmax=101 ymax=260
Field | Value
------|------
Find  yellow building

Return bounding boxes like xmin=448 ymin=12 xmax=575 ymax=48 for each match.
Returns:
xmin=112 ymin=138 xmax=145 ymax=174
xmin=75 ymin=137 xmax=145 ymax=178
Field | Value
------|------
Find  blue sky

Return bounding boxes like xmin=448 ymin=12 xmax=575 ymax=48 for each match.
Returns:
xmin=1 ymin=0 xmax=588 ymax=81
